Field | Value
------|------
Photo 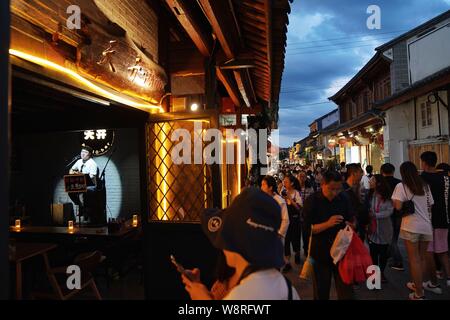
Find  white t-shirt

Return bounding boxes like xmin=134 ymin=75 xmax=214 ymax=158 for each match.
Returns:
xmin=223 ymin=269 xmax=300 ymax=300
xmin=288 ymin=190 xmax=303 ymax=207
xmin=273 ymin=194 xmax=290 ymax=238
xmin=360 ymin=175 xmax=371 ymax=190
xmin=391 ymin=183 xmax=433 ymax=235
xmin=71 ymin=158 xmax=98 ymax=178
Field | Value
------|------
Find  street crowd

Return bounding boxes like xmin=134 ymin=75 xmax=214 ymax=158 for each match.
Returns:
xmin=180 ymin=151 xmax=450 ymax=300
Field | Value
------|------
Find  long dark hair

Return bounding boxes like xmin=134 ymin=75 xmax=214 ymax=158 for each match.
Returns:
xmin=372 ymin=174 xmax=392 ymax=201
xmin=285 ymin=174 xmax=301 ymax=191
xmin=400 ymin=161 xmax=425 ymax=196
xmin=262 ymin=175 xmax=278 ymax=194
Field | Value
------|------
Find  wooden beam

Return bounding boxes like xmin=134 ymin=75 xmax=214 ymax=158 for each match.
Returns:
xmin=217 ymin=68 xmax=241 ymax=107
xmin=240 ymin=0 xmax=266 ymax=12
xmin=241 ymin=18 xmax=266 ymax=31
xmin=234 ymin=70 xmax=251 ymax=107
xmin=199 ymin=0 xmax=255 ymax=107
xmin=245 ymin=69 xmax=257 ymax=103
xmin=165 ymin=0 xmax=213 ymax=56
xmin=166 ymin=0 xmax=242 ymax=107
xmin=240 ymin=10 xmax=266 ymax=24
xmin=198 ymin=0 xmax=238 ymax=59
xmin=264 ymin=0 xmax=273 ymax=103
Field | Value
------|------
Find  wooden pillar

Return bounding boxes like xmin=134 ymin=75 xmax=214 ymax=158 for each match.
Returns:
xmin=205 ymin=58 xmax=217 ymax=110
xmin=0 ymin=0 xmax=11 ymax=300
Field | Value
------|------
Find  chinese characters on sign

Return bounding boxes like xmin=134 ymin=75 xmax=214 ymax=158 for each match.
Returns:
xmin=81 ymin=129 xmax=115 ymax=156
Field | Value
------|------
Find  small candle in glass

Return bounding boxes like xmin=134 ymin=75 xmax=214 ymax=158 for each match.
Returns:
xmin=15 ymin=219 xmax=21 ymax=231
xmin=132 ymin=214 xmax=138 ymax=227
xmin=68 ymin=220 xmax=74 ymax=232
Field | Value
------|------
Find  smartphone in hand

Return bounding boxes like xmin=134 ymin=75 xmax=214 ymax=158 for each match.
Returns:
xmin=170 ymin=255 xmax=186 ymax=273
xmin=170 ymin=255 xmax=194 ymax=281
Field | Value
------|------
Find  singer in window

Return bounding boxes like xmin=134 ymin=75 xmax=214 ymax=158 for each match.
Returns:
xmin=68 ymin=145 xmax=98 ymax=223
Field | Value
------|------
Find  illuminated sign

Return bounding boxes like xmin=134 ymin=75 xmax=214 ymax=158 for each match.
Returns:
xmin=81 ymin=129 xmax=115 ymax=156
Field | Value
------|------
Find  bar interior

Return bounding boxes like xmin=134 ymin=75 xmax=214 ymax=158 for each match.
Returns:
xmin=3 ymin=0 xmax=290 ymax=299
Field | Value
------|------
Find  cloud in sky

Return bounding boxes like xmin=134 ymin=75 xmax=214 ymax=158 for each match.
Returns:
xmin=278 ymin=0 xmax=450 ymax=147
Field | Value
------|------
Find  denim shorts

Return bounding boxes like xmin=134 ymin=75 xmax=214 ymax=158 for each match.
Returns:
xmin=399 ymin=229 xmax=433 ymax=243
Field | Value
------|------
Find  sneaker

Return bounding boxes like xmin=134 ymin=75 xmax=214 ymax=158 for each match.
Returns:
xmin=294 ymin=253 xmax=301 ymax=265
xmin=408 ymin=292 xmax=425 ymax=300
xmin=390 ymin=263 xmax=405 ymax=271
xmin=423 ymin=281 xmax=443 ymax=294
xmin=407 ymin=281 xmax=443 ymax=294
xmin=282 ymin=263 xmax=292 ymax=273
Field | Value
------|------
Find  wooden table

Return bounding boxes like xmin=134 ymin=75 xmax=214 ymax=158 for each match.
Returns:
xmin=9 ymin=242 xmax=57 ymax=300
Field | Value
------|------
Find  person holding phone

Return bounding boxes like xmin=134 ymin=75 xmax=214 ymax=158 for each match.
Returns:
xmin=303 ymin=171 xmax=355 ymax=300
xmin=282 ymin=175 xmax=303 ymax=272
xmin=180 ymin=188 xmax=300 ymax=300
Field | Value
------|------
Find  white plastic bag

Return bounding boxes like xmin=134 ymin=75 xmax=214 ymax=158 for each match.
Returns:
xmin=330 ymin=225 xmax=353 ymax=265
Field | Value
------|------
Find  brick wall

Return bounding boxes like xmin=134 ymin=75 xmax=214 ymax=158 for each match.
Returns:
xmin=94 ymin=0 xmax=158 ymax=62
xmin=11 ymin=0 xmax=159 ymax=63
xmin=11 ymin=128 xmax=141 ymax=224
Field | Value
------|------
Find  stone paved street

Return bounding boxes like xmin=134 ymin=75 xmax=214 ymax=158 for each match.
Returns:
xmin=285 ymin=240 xmax=450 ymax=300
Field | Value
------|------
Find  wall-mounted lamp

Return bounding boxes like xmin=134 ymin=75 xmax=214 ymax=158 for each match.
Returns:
xmin=190 ymin=103 xmax=199 ymax=111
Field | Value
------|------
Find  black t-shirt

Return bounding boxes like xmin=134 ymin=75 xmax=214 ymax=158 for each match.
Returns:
xmin=384 ymin=176 xmax=401 ymax=221
xmin=342 ymin=182 xmax=369 ymax=226
xmin=384 ymin=176 xmax=401 ymax=196
xmin=303 ymin=191 xmax=354 ymax=264
xmin=421 ymin=172 xmax=450 ymax=229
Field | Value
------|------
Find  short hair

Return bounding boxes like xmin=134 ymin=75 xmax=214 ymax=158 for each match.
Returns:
xmin=380 ymin=163 xmax=395 ymax=175
xmin=365 ymin=165 xmax=373 ymax=174
xmin=346 ymin=163 xmax=362 ymax=177
xmin=436 ymin=163 xmax=450 ymax=174
xmin=81 ymin=145 xmax=93 ymax=155
xmin=321 ymin=171 xmax=342 ymax=184
xmin=420 ymin=151 xmax=438 ymax=168
xmin=340 ymin=162 xmax=346 ymax=167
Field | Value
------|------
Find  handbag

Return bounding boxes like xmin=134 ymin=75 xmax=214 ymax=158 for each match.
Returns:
xmin=338 ymin=231 xmax=373 ymax=285
xmin=401 ymin=184 xmax=415 ymax=217
xmin=299 ymin=230 xmax=315 ymax=280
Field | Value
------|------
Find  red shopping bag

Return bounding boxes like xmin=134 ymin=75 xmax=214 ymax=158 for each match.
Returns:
xmin=338 ymin=231 xmax=373 ymax=285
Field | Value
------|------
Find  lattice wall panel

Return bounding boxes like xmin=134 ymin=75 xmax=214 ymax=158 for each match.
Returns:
xmin=147 ymin=120 xmax=212 ymax=222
